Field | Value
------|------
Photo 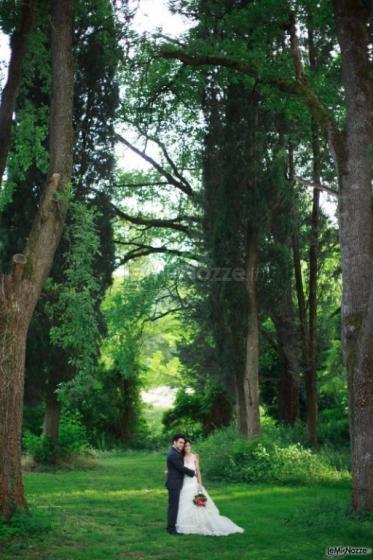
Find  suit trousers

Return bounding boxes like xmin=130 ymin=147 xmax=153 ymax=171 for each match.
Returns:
xmin=167 ymin=486 xmax=181 ymax=532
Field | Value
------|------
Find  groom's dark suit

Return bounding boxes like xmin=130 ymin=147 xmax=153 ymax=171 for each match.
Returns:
xmin=165 ymin=445 xmax=195 ymax=533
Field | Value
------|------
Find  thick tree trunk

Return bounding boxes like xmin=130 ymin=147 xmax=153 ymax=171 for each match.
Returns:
xmin=0 ymin=1 xmax=36 ymax=187
xmin=332 ymin=0 xmax=373 ymax=511
xmin=237 ymin=233 xmax=260 ymax=437
xmin=0 ymin=0 xmax=74 ymax=521
xmin=0 ymin=279 xmax=30 ymax=520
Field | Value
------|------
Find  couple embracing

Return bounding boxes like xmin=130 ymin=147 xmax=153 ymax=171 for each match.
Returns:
xmin=165 ymin=433 xmax=244 ymax=536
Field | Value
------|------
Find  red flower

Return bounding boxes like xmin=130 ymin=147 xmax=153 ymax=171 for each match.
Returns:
xmin=193 ymin=493 xmax=208 ymax=507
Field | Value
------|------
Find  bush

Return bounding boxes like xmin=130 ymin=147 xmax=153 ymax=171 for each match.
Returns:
xmin=162 ymin=384 xmax=232 ymax=438
xmin=0 ymin=510 xmax=52 ymax=542
xmin=197 ymin=423 xmax=350 ymax=485
xmin=318 ymin=406 xmax=350 ymax=447
xmin=23 ymin=411 xmax=90 ymax=464
xmin=57 ymin=411 xmax=89 ymax=457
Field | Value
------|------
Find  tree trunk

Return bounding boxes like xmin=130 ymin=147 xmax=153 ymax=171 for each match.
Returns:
xmin=277 ymin=364 xmax=299 ymax=427
xmin=305 ymin=121 xmax=320 ymax=446
xmin=0 ymin=0 xmax=74 ymax=521
xmin=237 ymin=232 xmax=261 ymax=437
xmin=43 ymin=390 xmax=61 ymax=446
xmin=292 ymin=231 xmax=310 ymax=358
xmin=290 ymin=141 xmax=318 ymax=444
xmin=306 ymin=26 xmax=322 ymax=448
xmin=0 ymin=285 xmax=29 ymax=520
xmin=0 ymin=0 xmax=36 ymax=187
xmin=332 ymin=0 xmax=373 ymax=512
xmin=272 ymin=285 xmax=301 ymax=426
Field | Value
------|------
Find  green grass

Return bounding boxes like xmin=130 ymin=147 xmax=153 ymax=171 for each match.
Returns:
xmin=1 ymin=452 xmax=373 ymax=560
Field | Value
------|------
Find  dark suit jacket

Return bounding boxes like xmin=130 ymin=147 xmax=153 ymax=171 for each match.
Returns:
xmin=165 ymin=446 xmax=195 ymax=490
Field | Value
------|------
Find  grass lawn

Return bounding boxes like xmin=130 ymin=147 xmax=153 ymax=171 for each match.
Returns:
xmin=1 ymin=452 xmax=372 ymax=560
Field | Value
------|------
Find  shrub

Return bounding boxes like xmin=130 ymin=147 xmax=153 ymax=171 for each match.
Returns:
xmin=23 ymin=430 xmax=55 ymax=464
xmin=197 ymin=423 xmax=350 ymax=485
xmin=162 ymin=384 xmax=232 ymax=437
xmin=23 ymin=411 xmax=89 ymax=464
xmin=318 ymin=406 xmax=350 ymax=447
xmin=57 ymin=411 xmax=89 ymax=457
xmin=0 ymin=510 xmax=52 ymax=542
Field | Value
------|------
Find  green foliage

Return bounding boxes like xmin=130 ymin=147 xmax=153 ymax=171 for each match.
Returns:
xmin=162 ymin=383 xmax=232 ymax=437
xmin=57 ymin=411 xmax=90 ymax=457
xmin=0 ymin=510 xmax=52 ymax=541
xmin=141 ymin=313 xmax=184 ymax=388
xmin=197 ymin=423 xmax=350 ymax=485
xmin=22 ymin=412 xmax=89 ymax=464
xmin=44 ymin=199 xmax=101 ymax=393
xmin=318 ymin=338 xmax=349 ymax=446
xmin=0 ymin=6 xmax=50 ymax=216
xmin=75 ymin=268 xmax=172 ymax=446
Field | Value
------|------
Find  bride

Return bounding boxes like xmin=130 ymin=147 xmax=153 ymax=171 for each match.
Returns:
xmin=176 ymin=438 xmax=244 ymax=536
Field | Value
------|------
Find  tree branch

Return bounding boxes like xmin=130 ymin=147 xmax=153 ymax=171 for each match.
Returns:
xmin=160 ymin=47 xmax=341 ymax=147
xmin=143 ymin=132 xmax=193 ymax=194
xmin=116 ymin=243 xmax=199 ymax=266
xmin=114 ymin=181 xmax=170 ymax=188
xmin=115 ymin=133 xmax=194 ymax=197
xmin=88 ymin=185 xmax=197 ymax=234
xmin=294 ymin=175 xmax=338 ymax=197
xmin=147 ymin=307 xmax=186 ymax=321
xmin=113 ymin=206 xmax=192 ymax=234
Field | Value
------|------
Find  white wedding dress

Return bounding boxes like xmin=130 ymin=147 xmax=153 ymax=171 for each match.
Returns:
xmin=176 ymin=456 xmax=244 ymax=536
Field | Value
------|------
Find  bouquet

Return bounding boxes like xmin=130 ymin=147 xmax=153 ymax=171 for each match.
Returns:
xmin=193 ymin=492 xmax=207 ymax=507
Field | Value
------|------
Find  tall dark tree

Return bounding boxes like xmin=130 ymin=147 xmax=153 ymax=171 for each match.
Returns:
xmin=199 ymin=0 xmax=262 ymax=436
xmin=162 ymin=0 xmax=373 ymax=510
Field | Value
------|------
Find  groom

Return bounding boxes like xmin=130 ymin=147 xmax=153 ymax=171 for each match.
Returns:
xmin=165 ymin=433 xmax=195 ymax=535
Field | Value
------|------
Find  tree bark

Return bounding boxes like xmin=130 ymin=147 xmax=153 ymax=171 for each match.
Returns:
xmin=332 ymin=0 xmax=373 ymax=512
xmin=272 ymin=285 xmax=301 ymax=426
xmin=42 ymin=385 xmax=61 ymax=446
xmin=306 ymin=27 xmax=322 ymax=448
xmin=237 ymin=232 xmax=261 ymax=437
xmin=305 ymin=118 xmax=321 ymax=446
xmin=0 ymin=0 xmax=74 ymax=521
xmin=0 ymin=1 xmax=36 ymax=187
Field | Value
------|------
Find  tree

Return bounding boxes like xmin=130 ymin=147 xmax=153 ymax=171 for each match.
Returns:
xmin=0 ymin=0 xmax=74 ymax=520
xmin=0 ymin=0 xmax=119 ymax=456
xmin=161 ymin=0 xmax=373 ymax=510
